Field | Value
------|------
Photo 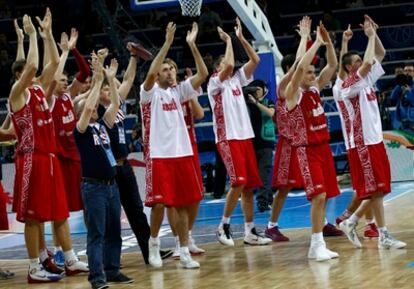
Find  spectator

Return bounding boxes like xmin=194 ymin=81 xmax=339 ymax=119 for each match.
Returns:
xmin=198 ymin=6 xmax=222 ymax=42
xmin=129 ymin=123 xmax=143 ymax=153
xmin=323 ymin=10 xmax=341 ymax=31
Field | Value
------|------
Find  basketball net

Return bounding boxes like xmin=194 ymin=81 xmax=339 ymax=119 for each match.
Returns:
xmin=178 ymin=0 xmax=202 ymax=17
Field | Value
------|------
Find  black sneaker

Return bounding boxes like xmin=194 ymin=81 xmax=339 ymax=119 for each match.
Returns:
xmin=42 ymin=257 xmax=64 ymax=275
xmin=160 ymin=249 xmax=173 ymax=260
xmin=91 ymin=281 xmax=108 ymax=289
xmin=107 ymin=273 xmax=134 ymax=284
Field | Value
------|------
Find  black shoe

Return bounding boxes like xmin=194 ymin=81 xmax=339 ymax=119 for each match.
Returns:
xmin=160 ymin=249 xmax=173 ymax=260
xmin=91 ymin=281 xmax=108 ymax=289
xmin=107 ymin=273 xmax=134 ymax=284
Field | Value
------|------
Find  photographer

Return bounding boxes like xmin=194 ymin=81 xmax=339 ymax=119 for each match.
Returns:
xmin=244 ymin=79 xmax=276 ymax=212
xmin=390 ymin=65 xmax=414 ymax=130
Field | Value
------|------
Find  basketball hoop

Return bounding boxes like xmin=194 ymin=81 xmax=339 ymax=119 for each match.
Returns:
xmin=178 ymin=0 xmax=203 ymax=17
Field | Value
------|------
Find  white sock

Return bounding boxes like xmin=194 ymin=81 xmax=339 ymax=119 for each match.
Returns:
xmin=180 ymin=246 xmax=190 ymax=255
xmin=174 ymin=235 xmax=180 ymax=247
xmin=244 ymin=222 xmax=255 ymax=235
xmin=221 ymin=216 xmax=230 ymax=225
xmin=324 ymin=218 xmax=328 ymax=226
xmin=39 ymin=249 xmax=48 ymax=263
xmin=378 ymin=227 xmax=388 ymax=237
xmin=150 ymin=236 xmax=160 ymax=245
xmin=311 ymin=232 xmax=324 ymax=245
xmin=29 ymin=258 xmax=40 ymax=269
xmin=348 ymin=214 xmax=360 ymax=224
xmin=53 ymin=246 xmax=62 ymax=254
xmin=63 ymin=249 xmax=77 ymax=263
xmin=268 ymin=222 xmax=278 ymax=229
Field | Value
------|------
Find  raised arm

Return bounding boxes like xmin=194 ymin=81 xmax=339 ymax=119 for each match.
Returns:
xmin=68 ymin=28 xmax=90 ymax=97
xmin=184 ymin=68 xmax=204 ymax=119
xmin=217 ymin=27 xmax=234 ymax=82
xmin=143 ymin=22 xmax=176 ymax=91
xmin=186 ymin=22 xmax=208 ymax=89
xmin=235 ymin=17 xmax=259 ymax=79
xmin=317 ymin=24 xmax=338 ymax=90
xmin=36 ymin=8 xmax=60 ymax=92
xmin=364 ymin=15 xmax=385 ymax=63
xmin=14 ymin=19 xmax=25 ymax=61
xmin=285 ymin=26 xmax=325 ymax=108
xmin=9 ymin=15 xmax=38 ymax=112
xmin=77 ymin=57 xmax=104 ymax=133
xmin=118 ymin=42 xmax=138 ymax=100
xmin=358 ymin=19 xmax=376 ymax=78
xmin=295 ymin=16 xmax=311 ymax=60
xmin=338 ymin=24 xmax=353 ymax=80
xmin=102 ymin=58 xmax=120 ymax=128
xmin=45 ymin=31 xmax=69 ymax=106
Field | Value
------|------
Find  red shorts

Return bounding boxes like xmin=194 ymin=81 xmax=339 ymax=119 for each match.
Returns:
xmin=13 ymin=152 xmax=69 ymax=222
xmin=144 ymin=156 xmax=203 ymax=207
xmin=347 ymin=142 xmax=391 ymax=199
xmin=192 ymin=143 xmax=204 ymax=193
xmin=272 ymin=137 xmax=303 ymax=189
xmin=59 ymin=157 xmax=83 ymax=211
xmin=217 ymin=139 xmax=263 ymax=189
xmin=0 ymin=183 xmax=8 ymax=230
xmin=296 ymin=142 xmax=340 ymax=201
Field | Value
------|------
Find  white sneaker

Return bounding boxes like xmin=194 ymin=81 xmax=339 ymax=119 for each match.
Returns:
xmin=180 ymin=251 xmax=200 ymax=269
xmin=243 ymin=228 xmax=272 ymax=246
xmin=28 ymin=267 xmax=62 ymax=283
xmin=149 ymin=242 xmax=162 ymax=268
xmin=308 ymin=243 xmax=331 ymax=262
xmin=217 ymin=224 xmax=234 ymax=246
xmin=378 ymin=232 xmax=406 ymax=249
xmin=65 ymin=259 xmax=89 ymax=276
xmin=324 ymin=248 xmax=339 ymax=259
xmin=339 ymin=219 xmax=362 ymax=248
xmin=189 ymin=235 xmax=205 ymax=255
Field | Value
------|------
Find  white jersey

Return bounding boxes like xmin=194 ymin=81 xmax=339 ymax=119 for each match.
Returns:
xmin=207 ymin=65 xmax=254 ymax=143
xmin=334 ymin=59 xmax=385 ymax=149
xmin=140 ymin=78 xmax=199 ymax=158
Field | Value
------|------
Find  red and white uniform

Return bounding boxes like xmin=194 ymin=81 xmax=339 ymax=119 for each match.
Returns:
xmin=288 ymin=86 xmax=339 ymax=200
xmin=271 ymin=92 xmax=303 ymax=189
xmin=0 ymin=182 xmax=8 ymax=230
xmin=207 ymin=66 xmax=262 ymax=189
xmin=51 ymin=93 xmax=82 ymax=211
xmin=334 ymin=60 xmax=390 ymax=199
xmin=182 ymin=100 xmax=203 ymax=193
xmin=140 ymin=79 xmax=203 ymax=207
xmin=11 ymin=85 xmax=69 ymax=222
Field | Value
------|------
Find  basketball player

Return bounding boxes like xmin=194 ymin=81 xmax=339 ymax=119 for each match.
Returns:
xmin=140 ymin=22 xmax=208 ymax=268
xmin=335 ymin=15 xmax=406 ymax=249
xmin=284 ymin=23 xmax=340 ymax=261
xmin=207 ymin=18 xmax=271 ymax=246
xmin=9 ymin=10 xmax=88 ymax=283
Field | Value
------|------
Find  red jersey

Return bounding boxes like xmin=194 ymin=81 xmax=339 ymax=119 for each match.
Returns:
xmin=288 ymin=86 xmax=330 ymax=147
xmin=12 ymin=85 xmax=57 ymax=154
xmin=182 ymin=100 xmax=197 ymax=145
xmin=51 ymin=93 xmax=80 ymax=161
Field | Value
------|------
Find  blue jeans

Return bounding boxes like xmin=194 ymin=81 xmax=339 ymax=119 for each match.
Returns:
xmin=81 ymin=181 xmax=122 ymax=284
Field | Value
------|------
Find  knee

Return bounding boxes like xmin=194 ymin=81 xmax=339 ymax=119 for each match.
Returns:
xmin=311 ymin=193 xmax=326 ymax=207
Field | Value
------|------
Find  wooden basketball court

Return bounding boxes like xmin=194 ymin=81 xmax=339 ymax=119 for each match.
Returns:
xmin=1 ymin=190 xmax=413 ymax=289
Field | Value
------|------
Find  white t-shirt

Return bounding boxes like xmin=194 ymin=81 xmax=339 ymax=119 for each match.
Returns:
xmin=334 ymin=59 xmax=385 ymax=148
xmin=207 ymin=65 xmax=254 ymax=143
xmin=140 ymin=78 xmax=199 ymax=158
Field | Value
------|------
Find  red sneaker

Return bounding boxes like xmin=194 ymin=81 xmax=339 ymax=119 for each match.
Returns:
xmin=264 ymin=226 xmax=290 ymax=242
xmin=323 ymin=223 xmax=344 ymax=237
xmin=364 ymin=223 xmax=379 ymax=238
